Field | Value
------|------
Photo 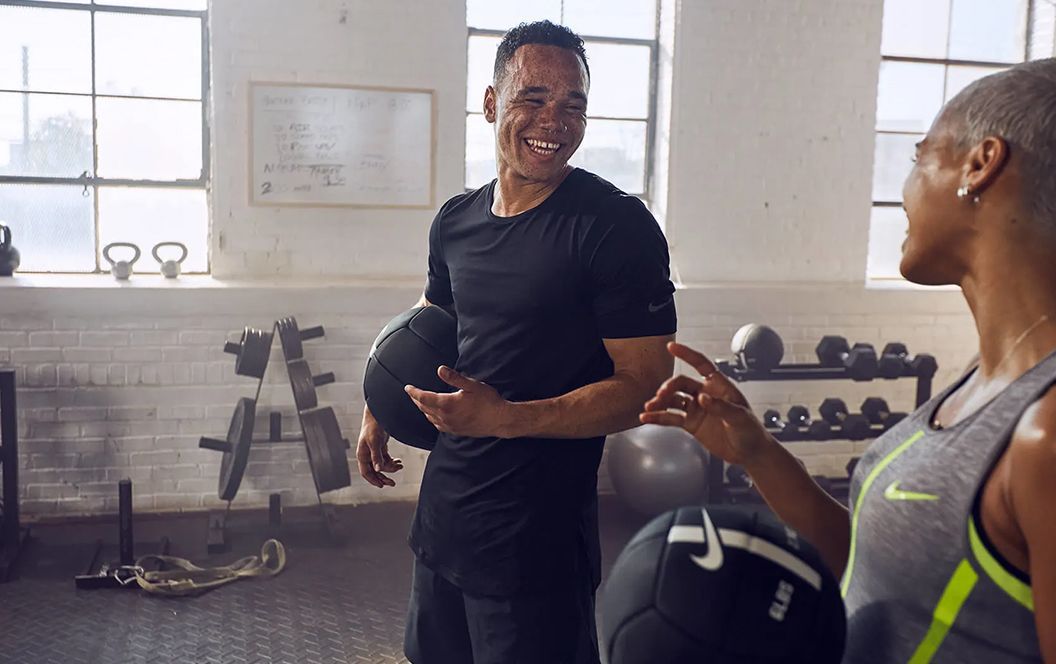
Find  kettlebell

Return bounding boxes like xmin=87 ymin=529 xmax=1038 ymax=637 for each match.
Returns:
xmin=0 ymin=223 xmax=20 ymax=277
xmin=103 ymin=242 xmax=141 ymax=280
xmin=152 ymin=241 xmax=188 ymax=279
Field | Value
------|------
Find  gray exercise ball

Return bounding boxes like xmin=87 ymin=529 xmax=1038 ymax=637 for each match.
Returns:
xmin=607 ymin=425 xmax=710 ymax=516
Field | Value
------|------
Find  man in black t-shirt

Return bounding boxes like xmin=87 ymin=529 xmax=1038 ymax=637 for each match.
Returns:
xmin=356 ymin=21 xmax=677 ymax=664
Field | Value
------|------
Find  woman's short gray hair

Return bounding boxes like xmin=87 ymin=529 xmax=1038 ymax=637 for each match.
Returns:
xmin=941 ymin=58 xmax=1056 ymax=230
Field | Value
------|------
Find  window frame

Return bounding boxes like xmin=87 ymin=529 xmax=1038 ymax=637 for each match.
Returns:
xmin=0 ymin=0 xmax=211 ymax=274
xmin=868 ymin=0 xmax=1034 ymax=281
xmin=465 ymin=8 xmax=661 ymax=203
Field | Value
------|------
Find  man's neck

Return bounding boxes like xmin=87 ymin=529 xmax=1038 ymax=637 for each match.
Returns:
xmin=491 ymin=164 xmax=574 ymax=217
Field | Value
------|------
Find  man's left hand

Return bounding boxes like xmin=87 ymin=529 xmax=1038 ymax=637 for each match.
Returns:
xmin=405 ymin=366 xmax=513 ymax=438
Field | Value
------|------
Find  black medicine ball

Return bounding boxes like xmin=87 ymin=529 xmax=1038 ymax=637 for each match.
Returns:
xmin=363 ymin=305 xmax=457 ymax=451
xmin=600 ymin=506 xmax=845 ymax=664
xmin=731 ymin=323 xmax=784 ymax=372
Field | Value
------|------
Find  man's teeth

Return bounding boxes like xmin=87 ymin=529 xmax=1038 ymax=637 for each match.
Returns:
xmin=526 ymin=138 xmax=560 ymax=154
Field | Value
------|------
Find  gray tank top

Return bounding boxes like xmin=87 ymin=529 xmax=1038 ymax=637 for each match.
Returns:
xmin=841 ymin=350 xmax=1056 ymax=663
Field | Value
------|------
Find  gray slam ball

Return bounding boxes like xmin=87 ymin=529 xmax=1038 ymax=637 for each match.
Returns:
xmin=608 ymin=425 xmax=710 ymax=516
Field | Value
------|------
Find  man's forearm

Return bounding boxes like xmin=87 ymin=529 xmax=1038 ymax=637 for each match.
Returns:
xmin=502 ymin=372 xmax=655 ymax=439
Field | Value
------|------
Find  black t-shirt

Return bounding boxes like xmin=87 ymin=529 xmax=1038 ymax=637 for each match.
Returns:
xmin=409 ymin=168 xmax=677 ymax=596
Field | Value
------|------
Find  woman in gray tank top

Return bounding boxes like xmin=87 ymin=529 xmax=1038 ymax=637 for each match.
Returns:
xmin=641 ymin=58 xmax=1056 ymax=663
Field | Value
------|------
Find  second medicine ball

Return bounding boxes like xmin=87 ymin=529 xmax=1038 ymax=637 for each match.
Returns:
xmin=600 ymin=506 xmax=845 ymax=664
xmin=731 ymin=323 xmax=784 ymax=372
xmin=363 ymin=305 xmax=458 ymax=451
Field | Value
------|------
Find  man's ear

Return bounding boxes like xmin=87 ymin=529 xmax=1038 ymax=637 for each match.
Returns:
xmin=484 ymin=85 xmax=497 ymax=124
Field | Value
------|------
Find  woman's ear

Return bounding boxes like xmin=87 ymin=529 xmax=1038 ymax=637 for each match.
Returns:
xmin=964 ymin=135 xmax=1010 ymax=196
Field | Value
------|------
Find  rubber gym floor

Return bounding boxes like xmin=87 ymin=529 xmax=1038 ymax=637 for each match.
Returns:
xmin=0 ymin=495 xmax=650 ymax=664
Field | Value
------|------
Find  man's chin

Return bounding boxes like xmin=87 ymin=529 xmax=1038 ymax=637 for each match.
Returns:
xmin=506 ymin=159 xmax=571 ymax=182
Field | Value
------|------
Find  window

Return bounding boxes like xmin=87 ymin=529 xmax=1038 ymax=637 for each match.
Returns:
xmin=465 ymin=0 xmax=658 ymax=204
xmin=0 ymin=0 xmax=209 ymax=274
xmin=867 ymin=0 xmax=1035 ymax=280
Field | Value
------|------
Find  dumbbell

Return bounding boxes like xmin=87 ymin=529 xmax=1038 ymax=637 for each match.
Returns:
xmin=777 ymin=404 xmax=829 ymax=437
xmin=726 ymin=464 xmax=752 ymax=488
xmin=860 ymin=397 xmax=907 ymax=429
xmin=878 ymin=342 xmax=909 ymax=378
xmin=730 ymin=324 xmax=784 ymax=372
xmin=762 ymin=409 xmax=788 ymax=432
xmin=808 ymin=416 xmax=833 ymax=438
xmin=786 ymin=405 xmax=811 ymax=430
xmin=846 ymin=456 xmax=860 ymax=478
xmin=879 ymin=342 xmax=938 ymax=380
xmin=223 ymin=326 xmax=274 ymax=379
xmin=815 ymin=336 xmax=878 ymax=381
xmin=909 ymin=353 xmax=938 ymax=378
xmin=818 ymin=398 xmax=872 ymax=439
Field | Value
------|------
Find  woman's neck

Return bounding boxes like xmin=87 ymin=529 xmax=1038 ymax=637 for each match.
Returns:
xmin=961 ymin=244 xmax=1056 ymax=380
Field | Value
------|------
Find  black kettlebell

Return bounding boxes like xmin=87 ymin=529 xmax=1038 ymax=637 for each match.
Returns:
xmin=0 ymin=223 xmax=20 ymax=277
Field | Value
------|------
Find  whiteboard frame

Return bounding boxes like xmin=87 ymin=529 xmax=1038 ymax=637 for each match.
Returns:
xmin=248 ymin=81 xmax=437 ymax=209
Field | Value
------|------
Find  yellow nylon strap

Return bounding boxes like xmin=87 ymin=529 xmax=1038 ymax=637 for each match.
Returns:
xmin=132 ymin=538 xmax=287 ymax=597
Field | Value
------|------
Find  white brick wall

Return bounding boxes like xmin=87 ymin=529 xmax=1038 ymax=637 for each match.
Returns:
xmin=1 ymin=281 xmax=977 ymax=518
xmin=2 ymin=281 xmax=431 ymax=516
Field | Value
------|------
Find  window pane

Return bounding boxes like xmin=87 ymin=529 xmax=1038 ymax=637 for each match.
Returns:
xmin=95 ymin=13 xmax=202 ymax=99
xmin=0 ymin=6 xmax=92 ymax=94
xmin=467 ymin=35 xmax=501 ymax=112
xmin=0 ymin=92 xmax=93 ymax=178
xmin=465 ymin=113 xmax=495 ymax=189
xmin=98 ymin=187 xmax=208 ymax=273
xmin=102 ymin=0 xmax=207 ymax=8
xmin=866 ymin=206 xmax=910 ymax=280
xmin=563 ymin=0 xmax=657 ymax=39
xmin=570 ymin=119 xmax=646 ymax=194
xmin=876 ymin=61 xmax=945 ymax=132
xmin=873 ymin=133 xmax=921 ymax=203
xmin=880 ymin=0 xmax=950 ymax=58
xmin=467 ymin=1 xmax=561 ymax=30
xmin=585 ymin=42 xmax=651 ymax=119
xmin=948 ymin=0 xmax=1027 ymax=63
xmin=945 ymin=64 xmax=1005 ymax=102
xmin=0 ymin=184 xmax=95 ymax=272
xmin=96 ymin=98 xmax=202 ymax=179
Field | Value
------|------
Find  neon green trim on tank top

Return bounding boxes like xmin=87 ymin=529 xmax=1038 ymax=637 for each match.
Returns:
xmin=841 ymin=429 xmax=927 ymax=597
xmin=968 ymin=516 xmax=1034 ymax=611
xmin=907 ymin=559 xmax=979 ymax=664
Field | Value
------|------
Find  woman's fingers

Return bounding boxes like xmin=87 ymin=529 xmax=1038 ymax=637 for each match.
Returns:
xmin=639 ymin=410 xmax=687 ymax=427
xmin=667 ymin=341 xmax=720 ymax=376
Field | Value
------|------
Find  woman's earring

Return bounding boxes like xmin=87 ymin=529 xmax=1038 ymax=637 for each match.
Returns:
xmin=956 ymin=184 xmax=981 ymax=204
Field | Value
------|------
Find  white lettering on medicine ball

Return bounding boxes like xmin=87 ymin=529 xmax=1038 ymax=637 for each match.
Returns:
xmin=769 ymin=580 xmax=795 ymax=622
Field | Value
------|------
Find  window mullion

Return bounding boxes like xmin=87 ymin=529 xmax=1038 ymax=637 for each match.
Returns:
xmin=90 ymin=6 xmax=100 ymax=272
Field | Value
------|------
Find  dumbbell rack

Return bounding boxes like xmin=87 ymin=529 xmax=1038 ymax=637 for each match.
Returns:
xmin=0 ymin=368 xmax=30 ymax=582
xmin=201 ymin=317 xmax=352 ymax=553
xmin=711 ymin=353 xmax=938 ymax=505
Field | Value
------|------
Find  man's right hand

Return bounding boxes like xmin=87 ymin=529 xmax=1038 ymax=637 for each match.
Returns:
xmin=357 ymin=408 xmax=404 ymax=488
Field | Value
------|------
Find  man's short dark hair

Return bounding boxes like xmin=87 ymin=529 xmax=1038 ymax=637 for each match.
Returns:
xmin=493 ymin=20 xmax=590 ymax=84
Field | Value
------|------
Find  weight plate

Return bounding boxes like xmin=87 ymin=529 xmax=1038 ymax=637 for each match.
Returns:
xmin=218 ymin=398 xmax=256 ymax=501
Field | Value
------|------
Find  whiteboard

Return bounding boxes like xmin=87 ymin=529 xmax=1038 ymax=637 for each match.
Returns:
xmin=249 ymin=82 xmax=435 ymax=208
